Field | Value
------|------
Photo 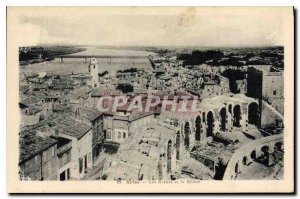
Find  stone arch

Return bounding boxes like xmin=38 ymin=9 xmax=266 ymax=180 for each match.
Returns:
xmin=250 ymin=150 xmax=256 ymax=160
xmin=261 ymin=145 xmax=270 ymax=156
xmin=195 ymin=115 xmax=202 ymax=141
xmin=274 ymin=142 xmax=283 ymax=152
xmin=176 ymin=131 xmax=181 ymax=160
xmin=260 ymin=145 xmax=270 ymax=166
xmin=184 ymin=121 xmax=191 ymax=149
xmin=242 ymin=156 xmax=247 ymax=165
xmin=167 ymin=140 xmax=172 ymax=173
xmin=248 ymin=102 xmax=259 ymax=126
xmin=219 ymin=107 xmax=227 ymax=131
xmin=233 ymin=105 xmax=241 ymax=127
xmin=207 ymin=111 xmax=214 ymax=137
xmin=260 ymin=145 xmax=270 ymax=159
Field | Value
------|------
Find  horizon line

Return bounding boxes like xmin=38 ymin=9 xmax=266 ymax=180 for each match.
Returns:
xmin=29 ymin=44 xmax=284 ymax=49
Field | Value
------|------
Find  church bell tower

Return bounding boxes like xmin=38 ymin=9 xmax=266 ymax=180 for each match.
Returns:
xmin=89 ymin=57 xmax=99 ymax=88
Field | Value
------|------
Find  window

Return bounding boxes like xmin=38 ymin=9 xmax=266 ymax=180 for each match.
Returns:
xmin=123 ymin=132 xmax=126 ymax=139
xmin=273 ymin=90 xmax=277 ymax=95
xmin=118 ymin=132 xmax=121 ymax=139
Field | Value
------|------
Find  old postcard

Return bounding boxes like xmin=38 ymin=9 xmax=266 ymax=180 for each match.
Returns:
xmin=7 ymin=7 xmax=294 ymax=193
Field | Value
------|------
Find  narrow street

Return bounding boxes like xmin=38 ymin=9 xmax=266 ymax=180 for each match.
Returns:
xmin=83 ymin=152 xmax=109 ymax=180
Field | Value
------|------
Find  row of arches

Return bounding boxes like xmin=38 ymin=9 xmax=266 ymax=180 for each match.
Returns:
xmin=193 ymin=102 xmax=260 ymax=142
xmin=176 ymin=102 xmax=260 ymax=153
xmin=234 ymin=141 xmax=283 ymax=175
xmin=163 ymin=102 xmax=261 ymax=177
xmin=163 ymin=132 xmax=182 ymax=177
xmin=158 ymin=139 xmax=175 ymax=179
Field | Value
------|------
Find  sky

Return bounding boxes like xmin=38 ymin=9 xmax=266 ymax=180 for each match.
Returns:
xmin=10 ymin=7 xmax=288 ymax=47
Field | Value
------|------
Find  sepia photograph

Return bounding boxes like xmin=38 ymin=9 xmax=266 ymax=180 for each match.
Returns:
xmin=6 ymin=6 xmax=294 ymax=193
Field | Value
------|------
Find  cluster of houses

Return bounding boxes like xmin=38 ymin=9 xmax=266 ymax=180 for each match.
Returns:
xmin=19 ymin=55 xmax=284 ymax=181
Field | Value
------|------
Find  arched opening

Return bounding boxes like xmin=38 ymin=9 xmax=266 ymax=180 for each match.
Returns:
xmin=250 ymin=150 xmax=256 ymax=160
xmin=167 ymin=140 xmax=172 ymax=173
xmin=261 ymin=146 xmax=270 ymax=157
xmin=184 ymin=122 xmax=190 ymax=149
xmin=207 ymin=111 xmax=214 ymax=138
xmin=176 ymin=131 xmax=180 ymax=160
xmin=260 ymin=145 xmax=270 ymax=166
xmin=242 ymin=156 xmax=247 ymax=165
xmin=274 ymin=142 xmax=283 ymax=152
xmin=220 ymin=107 xmax=227 ymax=131
xmin=235 ymin=163 xmax=239 ymax=174
xmin=248 ymin=102 xmax=259 ymax=126
xmin=233 ymin=105 xmax=241 ymax=127
xmin=195 ymin=116 xmax=201 ymax=141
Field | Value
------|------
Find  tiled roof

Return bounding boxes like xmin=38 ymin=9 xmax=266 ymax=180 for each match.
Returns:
xmin=19 ymin=131 xmax=57 ymax=164
xmin=53 ymin=114 xmax=92 ymax=139
xmin=113 ymin=112 xmax=153 ymax=122
xmin=19 ymin=96 xmax=41 ymax=106
xmin=76 ymin=106 xmax=102 ymax=121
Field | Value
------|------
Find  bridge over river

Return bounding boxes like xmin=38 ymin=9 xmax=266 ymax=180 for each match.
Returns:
xmin=57 ymin=55 xmax=150 ymax=63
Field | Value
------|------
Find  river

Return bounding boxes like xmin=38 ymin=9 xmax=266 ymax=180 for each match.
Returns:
xmin=20 ymin=47 xmax=156 ymax=75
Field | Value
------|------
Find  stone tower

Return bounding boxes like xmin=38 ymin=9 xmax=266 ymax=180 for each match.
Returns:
xmin=89 ymin=57 xmax=99 ymax=88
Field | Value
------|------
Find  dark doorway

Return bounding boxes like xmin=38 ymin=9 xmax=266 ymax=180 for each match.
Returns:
xmin=233 ymin=105 xmax=241 ymax=127
xmin=251 ymin=150 xmax=256 ymax=160
xmin=274 ymin=142 xmax=283 ymax=151
xmin=248 ymin=102 xmax=259 ymax=126
xmin=242 ymin=156 xmax=247 ymax=165
xmin=195 ymin=116 xmax=201 ymax=141
xmin=60 ymin=171 xmax=66 ymax=181
xmin=220 ymin=108 xmax=227 ymax=131
xmin=207 ymin=111 xmax=214 ymax=137
xmin=84 ymin=155 xmax=88 ymax=172
xmin=184 ymin=122 xmax=190 ymax=149
xmin=261 ymin=145 xmax=270 ymax=156
xmin=176 ymin=132 xmax=180 ymax=160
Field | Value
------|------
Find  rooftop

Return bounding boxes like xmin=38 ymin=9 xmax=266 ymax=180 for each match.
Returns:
xmin=113 ymin=112 xmax=154 ymax=122
xmin=74 ymin=106 xmax=103 ymax=122
xmin=52 ymin=114 xmax=92 ymax=139
xmin=19 ymin=131 xmax=57 ymax=164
